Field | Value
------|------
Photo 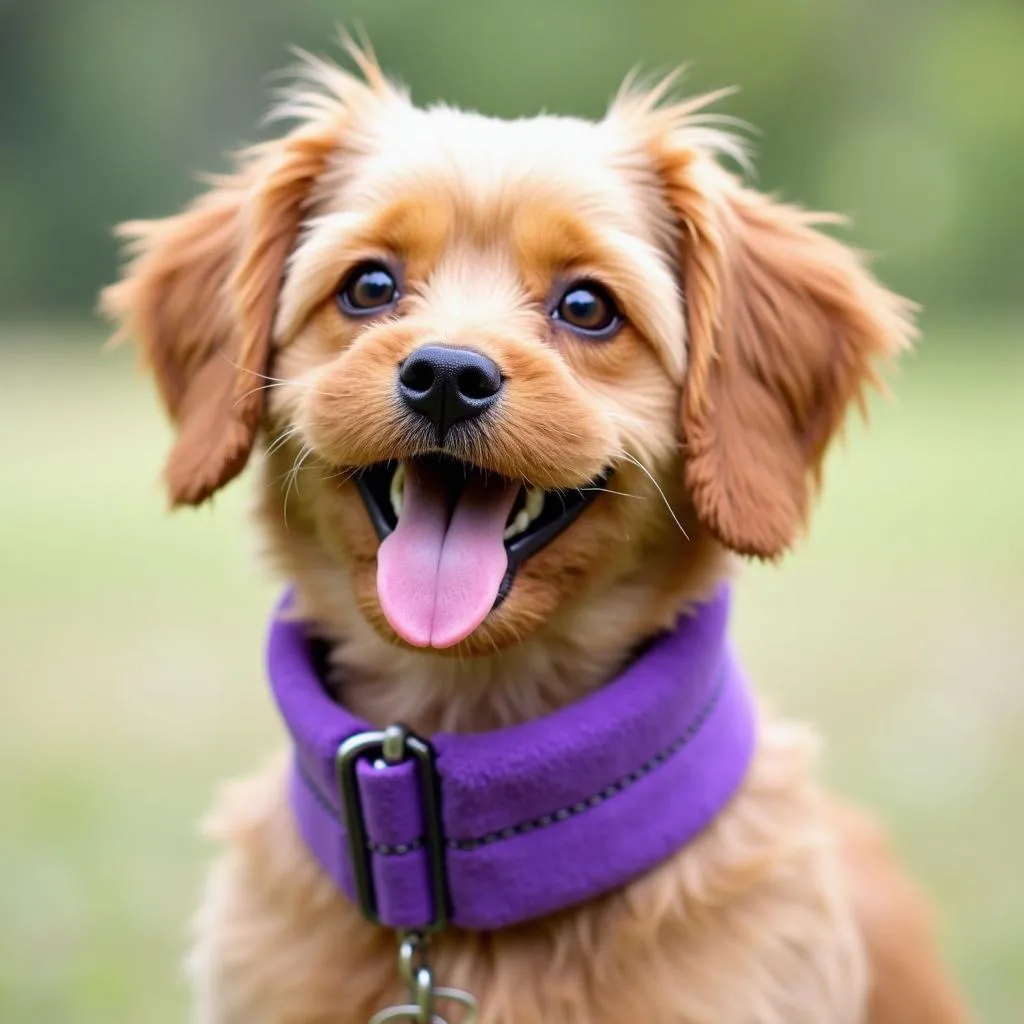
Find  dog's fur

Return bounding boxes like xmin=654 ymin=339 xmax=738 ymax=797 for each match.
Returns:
xmin=103 ymin=45 xmax=970 ymax=1024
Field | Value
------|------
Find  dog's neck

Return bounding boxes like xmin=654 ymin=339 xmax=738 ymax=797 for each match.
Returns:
xmin=257 ymin=498 xmax=732 ymax=735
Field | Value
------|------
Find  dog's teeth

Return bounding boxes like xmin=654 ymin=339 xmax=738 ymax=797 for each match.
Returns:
xmin=389 ymin=463 xmax=405 ymax=520
xmin=524 ymin=485 xmax=545 ymax=522
xmin=503 ymin=509 xmax=530 ymax=540
xmin=503 ymin=485 xmax=546 ymax=540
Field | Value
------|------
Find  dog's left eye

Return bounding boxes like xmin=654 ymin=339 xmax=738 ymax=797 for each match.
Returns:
xmin=337 ymin=262 xmax=399 ymax=314
xmin=552 ymin=281 xmax=620 ymax=337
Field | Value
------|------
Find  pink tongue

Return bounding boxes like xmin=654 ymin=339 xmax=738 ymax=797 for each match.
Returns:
xmin=377 ymin=464 xmax=520 ymax=648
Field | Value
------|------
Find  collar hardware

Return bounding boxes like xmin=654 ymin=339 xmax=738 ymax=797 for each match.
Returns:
xmin=336 ymin=725 xmax=450 ymax=932
xmin=369 ymin=931 xmax=478 ymax=1024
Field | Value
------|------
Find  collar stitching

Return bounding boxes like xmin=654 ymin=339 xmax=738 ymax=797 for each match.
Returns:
xmin=447 ymin=665 xmax=726 ymax=851
xmin=295 ymin=664 xmax=726 ymax=858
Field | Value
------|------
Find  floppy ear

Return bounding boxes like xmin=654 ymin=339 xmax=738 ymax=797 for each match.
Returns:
xmin=101 ymin=123 xmax=338 ymax=506
xmin=658 ymin=148 xmax=916 ymax=558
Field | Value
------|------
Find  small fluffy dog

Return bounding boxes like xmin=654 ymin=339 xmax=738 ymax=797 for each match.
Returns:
xmin=103 ymin=43 xmax=969 ymax=1024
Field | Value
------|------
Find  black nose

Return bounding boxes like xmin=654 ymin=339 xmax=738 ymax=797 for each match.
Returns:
xmin=398 ymin=345 xmax=503 ymax=440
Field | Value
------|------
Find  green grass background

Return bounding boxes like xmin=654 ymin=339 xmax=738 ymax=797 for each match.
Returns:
xmin=1 ymin=324 xmax=1021 ymax=1022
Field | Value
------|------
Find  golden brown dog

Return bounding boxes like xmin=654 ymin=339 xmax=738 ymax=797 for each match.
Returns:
xmin=103 ymin=43 xmax=970 ymax=1024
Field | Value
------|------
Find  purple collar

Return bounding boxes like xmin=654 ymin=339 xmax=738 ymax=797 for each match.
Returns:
xmin=269 ymin=586 xmax=756 ymax=933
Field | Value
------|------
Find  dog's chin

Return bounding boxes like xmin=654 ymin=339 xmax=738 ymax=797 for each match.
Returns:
xmin=333 ymin=453 xmax=614 ymax=657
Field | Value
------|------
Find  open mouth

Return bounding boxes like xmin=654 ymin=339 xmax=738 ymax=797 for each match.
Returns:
xmin=354 ymin=455 xmax=608 ymax=649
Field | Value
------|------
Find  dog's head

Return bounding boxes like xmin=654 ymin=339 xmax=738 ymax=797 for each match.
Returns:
xmin=103 ymin=48 xmax=914 ymax=656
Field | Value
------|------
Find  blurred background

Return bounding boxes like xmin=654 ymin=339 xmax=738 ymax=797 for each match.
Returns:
xmin=1 ymin=1 xmax=1021 ymax=1021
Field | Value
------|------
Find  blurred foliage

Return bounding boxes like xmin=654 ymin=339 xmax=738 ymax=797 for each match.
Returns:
xmin=1 ymin=0 xmax=1023 ymax=323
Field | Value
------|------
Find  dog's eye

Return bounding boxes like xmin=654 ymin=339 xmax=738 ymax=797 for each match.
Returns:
xmin=338 ymin=262 xmax=398 ymax=314
xmin=552 ymin=282 xmax=620 ymax=337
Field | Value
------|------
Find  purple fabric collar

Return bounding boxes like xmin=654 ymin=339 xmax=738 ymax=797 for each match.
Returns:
xmin=269 ymin=586 xmax=756 ymax=933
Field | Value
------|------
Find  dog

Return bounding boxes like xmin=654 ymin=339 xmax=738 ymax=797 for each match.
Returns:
xmin=102 ymin=42 xmax=970 ymax=1024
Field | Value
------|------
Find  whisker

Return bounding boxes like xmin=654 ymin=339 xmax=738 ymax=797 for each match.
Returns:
xmin=618 ymin=451 xmax=689 ymax=539
xmin=283 ymin=443 xmax=314 ymax=528
xmin=218 ymin=354 xmax=345 ymax=400
xmin=576 ymin=486 xmax=645 ymax=500
xmin=266 ymin=424 xmax=301 ymax=458
xmin=232 ymin=380 xmax=307 ymax=408
xmin=320 ymin=465 xmax=360 ymax=487
xmin=219 ymin=354 xmax=312 ymax=388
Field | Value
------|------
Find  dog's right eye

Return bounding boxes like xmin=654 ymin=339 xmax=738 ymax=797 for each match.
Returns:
xmin=552 ymin=280 xmax=621 ymax=338
xmin=337 ymin=262 xmax=399 ymax=314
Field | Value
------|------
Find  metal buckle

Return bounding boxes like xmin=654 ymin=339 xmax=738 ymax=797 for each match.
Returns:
xmin=336 ymin=723 xmax=450 ymax=931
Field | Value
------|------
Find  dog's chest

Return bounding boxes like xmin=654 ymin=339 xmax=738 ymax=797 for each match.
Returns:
xmin=191 ymin=728 xmax=867 ymax=1024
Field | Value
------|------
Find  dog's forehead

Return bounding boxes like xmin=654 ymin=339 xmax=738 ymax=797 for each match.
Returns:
xmin=275 ymin=101 xmax=685 ymax=374
xmin=321 ymin=104 xmax=662 ymax=241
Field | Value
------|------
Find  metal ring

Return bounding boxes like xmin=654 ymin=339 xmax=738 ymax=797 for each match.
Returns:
xmin=368 ymin=986 xmax=476 ymax=1024
xmin=434 ymin=987 xmax=478 ymax=1024
xmin=367 ymin=1004 xmax=449 ymax=1024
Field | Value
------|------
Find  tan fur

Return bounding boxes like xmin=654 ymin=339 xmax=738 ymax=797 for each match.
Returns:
xmin=104 ymin=42 xmax=968 ymax=1024
xmin=194 ymin=721 xmax=865 ymax=1024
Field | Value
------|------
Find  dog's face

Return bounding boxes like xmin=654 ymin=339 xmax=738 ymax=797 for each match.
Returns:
xmin=266 ymin=104 xmax=693 ymax=653
xmin=104 ymin=52 xmax=913 ymax=657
